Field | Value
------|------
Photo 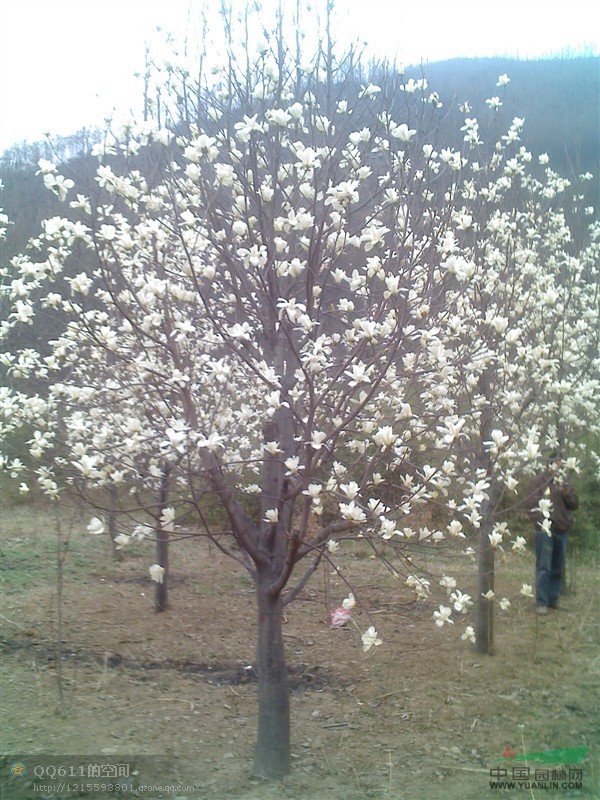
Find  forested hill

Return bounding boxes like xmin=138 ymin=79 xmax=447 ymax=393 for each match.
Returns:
xmin=406 ymin=56 xmax=599 ymax=178
xmin=1 ymin=55 xmax=598 ymax=256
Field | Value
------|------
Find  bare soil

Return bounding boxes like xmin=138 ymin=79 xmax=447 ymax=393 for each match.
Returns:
xmin=1 ymin=503 xmax=598 ymax=799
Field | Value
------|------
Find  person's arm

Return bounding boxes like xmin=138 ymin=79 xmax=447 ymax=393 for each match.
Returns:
xmin=560 ymin=484 xmax=579 ymax=511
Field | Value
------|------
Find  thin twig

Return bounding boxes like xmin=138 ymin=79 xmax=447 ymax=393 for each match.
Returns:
xmin=386 ymin=749 xmax=393 ymax=799
xmin=520 ymin=727 xmax=536 ymax=800
xmin=437 ymin=765 xmax=490 ymax=773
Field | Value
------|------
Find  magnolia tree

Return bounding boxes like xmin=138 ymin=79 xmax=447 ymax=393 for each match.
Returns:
xmin=1 ymin=9 xmax=598 ymax=780
xmin=1 ymin=31 xmax=485 ymax=783
xmin=431 ymin=109 xmax=600 ymax=654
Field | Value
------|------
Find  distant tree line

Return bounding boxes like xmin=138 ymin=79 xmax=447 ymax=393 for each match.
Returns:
xmin=2 ymin=56 xmax=597 ymax=252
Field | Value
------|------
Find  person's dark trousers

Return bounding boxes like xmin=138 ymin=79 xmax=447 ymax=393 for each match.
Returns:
xmin=535 ymin=529 xmax=568 ymax=608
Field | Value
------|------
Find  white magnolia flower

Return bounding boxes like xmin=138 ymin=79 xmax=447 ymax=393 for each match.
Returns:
xmin=359 ymin=83 xmax=381 ymax=98
xmin=450 ymin=591 xmax=472 ymax=613
xmin=485 ymin=429 xmax=509 ymax=452
xmin=114 ymin=533 xmax=130 ymax=549
xmin=342 ymin=593 xmax=356 ymax=611
xmin=362 ymin=626 xmax=382 ymax=652
xmin=264 ymin=508 xmax=279 ymax=524
xmin=340 ymin=481 xmax=359 ymax=499
xmin=310 ymin=431 xmax=327 ymax=450
xmin=288 ymin=101 xmax=304 ymax=120
xmin=339 ymin=501 xmax=366 ymax=523
xmin=499 ymin=598 xmax=511 ymax=611
xmin=447 ymin=520 xmax=466 ymax=538
xmin=512 ymin=536 xmax=527 ymax=553
xmin=481 ymin=590 xmax=495 ymax=601
xmin=392 ymin=123 xmax=416 ymax=142
xmin=87 ymin=517 xmax=105 ymax=535
xmin=373 ymin=426 xmax=397 ymax=449
xmin=37 ymin=158 xmax=57 ymax=175
xmin=267 ymin=108 xmax=291 ymax=127
xmin=264 ymin=441 xmax=283 ymax=456
xmin=398 ymin=403 xmax=412 ymax=419
xmin=520 ymin=583 xmax=534 ymax=598
xmin=538 ymin=498 xmax=553 ymax=517
xmin=525 ymin=440 xmax=540 ymax=460
xmin=303 ymin=483 xmax=322 ymax=500
xmin=488 ymin=531 xmax=503 ymax=549
xmin=75 ymin=454 xmax=99 ymax=477
xmin=379 ymin=518 xmax=398 ymax=539
xmin=197 ymin=432 xmax=224 ymax=451
xmin=439 ymin=576 xmax=457 ymax=592
xmin=461 ymin=626 xmax=476 ymax=643
xmin=149 ymin=564 xmax=165 ymax=584
xmin=284 ymin=456 xmax=303 ymax=475
xmin=327 ymin=539 xmax=339 ymax=554
xmin=433 ymin=605 xmax=454 ymax=627
xmin=160 ymin=507 xmax=176 ymax=531
xmin=346 ymin=362 xmax=371 ymax=386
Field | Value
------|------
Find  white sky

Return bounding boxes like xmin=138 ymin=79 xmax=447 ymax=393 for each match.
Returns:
xmin=0 ymin=0 xmax=598 ymax=152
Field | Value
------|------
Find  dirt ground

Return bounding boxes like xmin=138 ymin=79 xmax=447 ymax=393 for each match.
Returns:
xmin=1 ymin=502 xmax=598 ymax=800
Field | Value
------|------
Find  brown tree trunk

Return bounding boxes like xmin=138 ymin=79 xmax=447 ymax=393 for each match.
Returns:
xmin=475 ymin=367 xmax=498 ymax=655
xmin=253 ymin=571 xmax=290 ymax=779
xmin=155 ymin=525 xmax=169 ymax=612
xmin=107 ymin=484 xmax=122 ymax=561
xmin=155 ymin=469 xmax=170 ymax=613
xmin=475 ymin=518 xmax=495 ymax=655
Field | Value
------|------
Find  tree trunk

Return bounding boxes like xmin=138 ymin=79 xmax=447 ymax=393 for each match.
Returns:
xmin=475 ymin=520 xmax=494 ymax=655
xmin=561 ymin=543 xmax=573 ymax=596
xmin=253 ymin=573 xmax=290 ymax=779
xmin=155 ymin=524 xmax=169 ymax=612
xmin=475 ymin=367 xmax=498 ymax=655
xmin=155 ymin=469 xmax=170 ymax=613
xmin=107 ymin=484 xmax=122 ymax=561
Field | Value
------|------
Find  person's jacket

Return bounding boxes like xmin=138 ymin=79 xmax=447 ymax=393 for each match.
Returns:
xmin=525 ymin=471 xmax=579 ymax=533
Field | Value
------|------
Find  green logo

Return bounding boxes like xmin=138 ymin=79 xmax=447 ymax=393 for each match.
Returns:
xmin=501 ymin=746 xmax=589 ymax=764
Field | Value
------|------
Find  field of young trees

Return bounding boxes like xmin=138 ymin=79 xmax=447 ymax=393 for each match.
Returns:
xmin=1 ymin=3 xmax=599 ymax=797
xmin=1 ymin=501 xmax=598 ymax=799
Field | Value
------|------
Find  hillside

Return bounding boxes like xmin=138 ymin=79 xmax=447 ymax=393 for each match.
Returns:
xmin=410 ymin=56 xmax=598 ymax=178
xmin=1 ymin=56 xmax=598 ymax=258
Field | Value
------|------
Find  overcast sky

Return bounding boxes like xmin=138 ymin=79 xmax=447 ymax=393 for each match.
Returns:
xmin=1 ymin=0 xmax=598 ymax=152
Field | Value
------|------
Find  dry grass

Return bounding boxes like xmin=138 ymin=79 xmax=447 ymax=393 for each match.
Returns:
xmin=1 ymin=501 xmax=598 ymax=799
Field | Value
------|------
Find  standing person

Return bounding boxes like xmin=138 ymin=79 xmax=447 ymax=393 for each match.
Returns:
xmin=526 ymin=456 xmax=579 ymax=615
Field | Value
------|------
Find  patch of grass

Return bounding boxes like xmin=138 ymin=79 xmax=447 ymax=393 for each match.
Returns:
xmin=0 ymin=535 xmax=56 ymax=592
xmin=571 ymin=471 xmax=600 ymax=562
xmin=0 ymin=502 xmax=108 ymax=594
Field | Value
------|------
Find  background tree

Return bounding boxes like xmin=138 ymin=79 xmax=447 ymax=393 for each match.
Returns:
xmin=433 ymin=112 xmax=600 ymax=654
